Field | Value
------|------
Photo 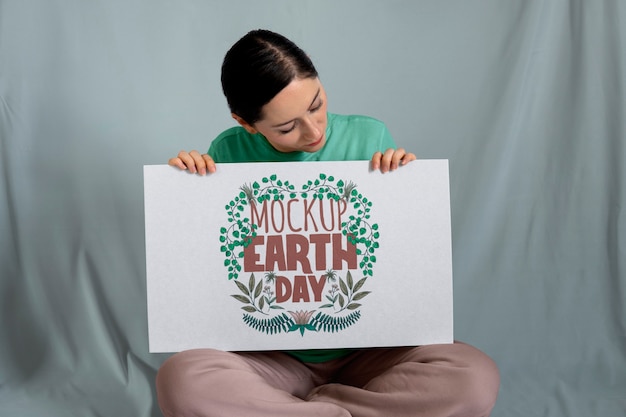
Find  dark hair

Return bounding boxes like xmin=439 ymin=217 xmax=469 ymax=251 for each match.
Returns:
xmin=221 ymin=29 xmax=319 ymax=125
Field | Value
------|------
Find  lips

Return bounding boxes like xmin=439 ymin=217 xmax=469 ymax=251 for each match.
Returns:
xmin=306 ymin=134 xmax=324 ymax=148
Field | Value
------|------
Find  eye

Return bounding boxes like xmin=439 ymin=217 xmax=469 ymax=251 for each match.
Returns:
xmin=309 ymin=100 xmax=323 ymax=113
xmin=279 ymin=123 xmax=296 ymax=134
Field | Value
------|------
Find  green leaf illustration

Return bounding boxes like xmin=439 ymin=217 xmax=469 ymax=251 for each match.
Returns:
xmin=352 ymin=291 xmax=371 ymax=301
xmin=234 ymin=281 xmax=249 ymax=296
xmin=254 ymin=280 xmax=263 ymax=298
xmin=248 ymin=273 xmax=255 ymax=293
xmin=352 ymin=277 xmax=367 ymax=293
xmin=231 ymin=294 xmax=250 ymax=304
xmin=339 ymin=278 xmax=349 ymax=296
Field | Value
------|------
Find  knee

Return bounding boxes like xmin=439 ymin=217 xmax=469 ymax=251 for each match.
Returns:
xmin=156 ymin=349 xmax=231 ymax=416
xmin=156 ymin=351 xmax=186 ymax=394
xmin=453 ymin=343 xmax=500 ymax=416
xmin=155 ymin=351 xmax=195 ymax=415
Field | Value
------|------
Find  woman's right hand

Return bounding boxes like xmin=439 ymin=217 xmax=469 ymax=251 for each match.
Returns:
xmin=168 ymin=150 xmax=216 ymax=175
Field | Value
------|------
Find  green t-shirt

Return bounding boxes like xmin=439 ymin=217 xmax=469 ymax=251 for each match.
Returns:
xmin=208 ymin=113 xmax=397 ymax=363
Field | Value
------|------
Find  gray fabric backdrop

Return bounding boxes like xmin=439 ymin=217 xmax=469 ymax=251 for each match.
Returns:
xmin=1 ymin=1 xmax=625 ymax=416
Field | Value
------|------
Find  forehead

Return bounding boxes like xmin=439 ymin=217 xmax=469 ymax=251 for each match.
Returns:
xmin=259 ymin=77 xmax=324 ymax=124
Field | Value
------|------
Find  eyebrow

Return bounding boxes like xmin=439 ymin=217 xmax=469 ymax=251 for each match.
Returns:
xmin=271 ymin=88 xmax=321 ymax=128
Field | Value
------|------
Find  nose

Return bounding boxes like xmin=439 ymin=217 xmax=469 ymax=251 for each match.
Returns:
xmin=302 ymin=116 xmax=321 ymax=140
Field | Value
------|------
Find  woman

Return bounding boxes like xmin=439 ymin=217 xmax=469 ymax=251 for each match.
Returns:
xmin=159 ymin=29 xmax=499 ymax=417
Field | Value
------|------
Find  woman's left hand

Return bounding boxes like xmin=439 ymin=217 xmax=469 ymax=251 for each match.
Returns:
xmin=371 ymin=148 xmax=417 ymax=173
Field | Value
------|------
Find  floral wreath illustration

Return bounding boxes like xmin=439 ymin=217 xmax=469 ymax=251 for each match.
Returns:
xmin=220 ymin=173 xmax=379 ymax=336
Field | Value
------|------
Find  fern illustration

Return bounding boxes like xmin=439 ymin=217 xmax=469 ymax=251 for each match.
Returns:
xmin=310 ymin=311 xmax=362 ymax=333
xmin=242 ymin=313 xmax=295 ymax=335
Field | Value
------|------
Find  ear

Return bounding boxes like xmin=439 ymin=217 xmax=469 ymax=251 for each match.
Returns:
xmin=232 ymin=113 xmax=258 ymax=134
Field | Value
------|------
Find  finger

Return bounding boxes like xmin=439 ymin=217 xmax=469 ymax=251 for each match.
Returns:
xmin=202 ymin=154 xmax=217 ymax=174
xmin=400 ymin=151 xmax=417 ymax=165
xmin=174 ymin=150 xmax=198 ymax=173
xmin=389 ymin=148 xmax=408 ymax=171
xmin=370 ymin=151 xmax=383 ymax=170
xmin=391 ymin=148 xmax=414 ymax=170
xmin=168 ymin=156 xmax=187 ymax=170
xmin=380 ymin=148 xmax=396 ymax=173
xmin=189 ymin=150 xmax=208 ymax=175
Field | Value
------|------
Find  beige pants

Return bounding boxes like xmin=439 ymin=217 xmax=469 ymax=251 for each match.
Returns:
xmin=156 ymin=342 xmax=499 ymax=417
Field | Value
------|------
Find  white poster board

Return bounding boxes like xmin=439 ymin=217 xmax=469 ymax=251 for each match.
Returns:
xmin=144 ymin=160 xmax=453 ymax=353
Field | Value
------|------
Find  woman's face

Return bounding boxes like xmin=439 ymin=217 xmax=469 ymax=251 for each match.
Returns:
xmin=244 ymin=77 xmax=328 ymax=153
